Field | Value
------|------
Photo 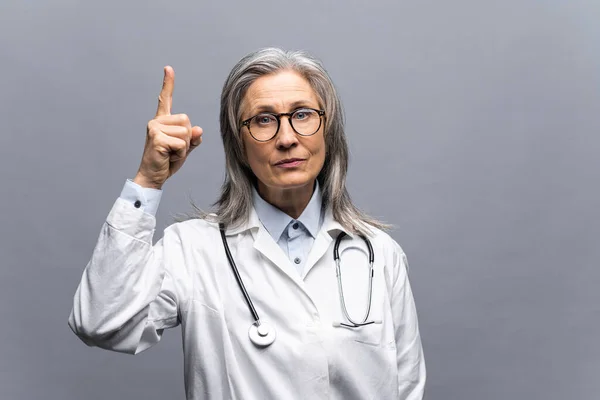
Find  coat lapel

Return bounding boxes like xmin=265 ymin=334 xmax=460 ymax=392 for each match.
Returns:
xmin=226 ymin=207 xmax=305 ymax=287
xmin=252 ymin=226 xmax=301 ymax=283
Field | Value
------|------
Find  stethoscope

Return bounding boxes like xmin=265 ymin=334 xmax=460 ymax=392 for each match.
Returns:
xmin=219 ymin=224 xmax=376 ymax=348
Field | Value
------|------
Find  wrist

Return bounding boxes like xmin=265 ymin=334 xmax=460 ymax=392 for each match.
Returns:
xmin=133 ymin=172 xmax=164 ymax=190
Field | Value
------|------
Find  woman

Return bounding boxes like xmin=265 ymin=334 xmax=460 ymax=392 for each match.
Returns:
xmin=69 ymin=48 xmax=426 ymax=399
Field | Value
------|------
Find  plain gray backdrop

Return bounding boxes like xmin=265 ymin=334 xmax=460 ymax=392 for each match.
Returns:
xmin=1 ymin=1 xmax=599 ymax=399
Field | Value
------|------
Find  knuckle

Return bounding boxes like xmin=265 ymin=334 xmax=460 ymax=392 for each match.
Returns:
xmin=176 ymin=139 xmax=188 ymax=150
xmin=177 ymin=113 xmax=190 ymax=124
xmin=170 ymin=139 xmax=181 ymax=150
xmin=179 ymin=126 xmax=191 ymax=138
xmin=147 ymin=124 xmax=161 ymax=137
xmin=170 ymin=126 xmax=187 ymax=137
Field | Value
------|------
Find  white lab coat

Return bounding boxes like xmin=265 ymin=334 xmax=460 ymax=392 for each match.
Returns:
xmin=69 ymin=198 xmax=426 ymax=399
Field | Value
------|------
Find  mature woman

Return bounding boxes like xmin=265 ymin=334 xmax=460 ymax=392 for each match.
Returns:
xmin=69 ymin=48 xmax=426 ymax=399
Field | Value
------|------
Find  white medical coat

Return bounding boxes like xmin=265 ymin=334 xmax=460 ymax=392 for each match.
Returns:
xmin=69 ymin=198 xmax=426 ymax=399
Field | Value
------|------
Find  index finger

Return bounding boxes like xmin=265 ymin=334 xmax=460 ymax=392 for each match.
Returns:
xmin=156 ymin=65 xmax=174 ymax=117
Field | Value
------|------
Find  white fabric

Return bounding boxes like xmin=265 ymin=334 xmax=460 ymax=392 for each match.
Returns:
xmin=69 ymin=197 xmax=426 ymax=400
xmin=120 ymin=179 xmax=321 ymax=276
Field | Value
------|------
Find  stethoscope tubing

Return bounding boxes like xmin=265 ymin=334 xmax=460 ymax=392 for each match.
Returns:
xmin=220 ymin=224 xmax=376 ymax=346
xmin=334 ymin=232 xmax=376 ymax=327
xmin=219 ymin=224 xmax=260 ymax=323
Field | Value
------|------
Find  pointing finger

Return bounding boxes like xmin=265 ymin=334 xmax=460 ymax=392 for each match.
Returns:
xmin=156 ymin=66 xmax=174 ymax=117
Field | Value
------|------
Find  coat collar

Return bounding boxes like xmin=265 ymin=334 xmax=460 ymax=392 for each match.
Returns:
xmin=223 ymin=206 xmax=262 ymax=236
xmin=224 ymin=204 xmax=355 ymax=240
xmin=222 ymin=199 xmax=357 ymax=286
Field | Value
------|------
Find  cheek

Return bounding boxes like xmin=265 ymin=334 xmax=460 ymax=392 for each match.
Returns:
xmin=312 ymin=136 xmax=327 ymax=166
xmin=244 ymin=143 xmax=271 ymax=177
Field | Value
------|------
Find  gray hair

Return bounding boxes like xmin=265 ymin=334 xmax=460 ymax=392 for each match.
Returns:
xmin=192 ymin=48 xmax=388 ymax=236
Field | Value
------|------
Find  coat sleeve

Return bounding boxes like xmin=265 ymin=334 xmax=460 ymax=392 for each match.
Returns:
xmin=68 ymin=197 xmax=186 ymax=354
xmin=390 ymin=242 xmax=427 ymax=399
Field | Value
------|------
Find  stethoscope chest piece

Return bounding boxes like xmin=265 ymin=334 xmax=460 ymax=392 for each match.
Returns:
xmin=248 ymin=322 xmax=276 ymax=347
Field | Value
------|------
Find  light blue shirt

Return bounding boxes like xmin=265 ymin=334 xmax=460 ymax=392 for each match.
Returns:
xmin=119 ymin=179 xmax=323 ymax=276
xmin=120 ymin=179 xmax=163 ymax=216
xmin=251 ymin=182 xmax=323 ymax=275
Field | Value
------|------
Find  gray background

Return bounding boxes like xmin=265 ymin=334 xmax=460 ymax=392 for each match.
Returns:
xmin=1 ymin=0 xmax=598 ymax=399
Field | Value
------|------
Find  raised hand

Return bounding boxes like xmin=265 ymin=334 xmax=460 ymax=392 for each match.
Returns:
xmin=133 ymin=66 xmax=203 ymax=189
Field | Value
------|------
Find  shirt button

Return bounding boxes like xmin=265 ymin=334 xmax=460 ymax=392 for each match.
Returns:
xmin=134 ymin=200 xmax=142 ymax=208
xmin=294 ymin=257 xmax=301 ymax=264
xmin=292 ymin=222 xmax=299 ymax=230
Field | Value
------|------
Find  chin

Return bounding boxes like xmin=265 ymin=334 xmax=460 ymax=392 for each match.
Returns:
xmin=273 ymin=177 xmax=315 ymax=190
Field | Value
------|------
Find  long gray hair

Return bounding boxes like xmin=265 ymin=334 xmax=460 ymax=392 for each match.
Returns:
xmin=193 ymin=48 xmax=388 ymax=236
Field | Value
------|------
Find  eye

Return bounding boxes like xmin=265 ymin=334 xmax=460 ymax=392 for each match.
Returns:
xmin=293 ymin=109 xmax=315 ymax=121
xmin=253 ymin=114 xmax=277 ymax=126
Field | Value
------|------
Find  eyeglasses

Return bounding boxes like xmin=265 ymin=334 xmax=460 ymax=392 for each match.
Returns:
xmin=241 ymin=108 xmax=325 ymax=142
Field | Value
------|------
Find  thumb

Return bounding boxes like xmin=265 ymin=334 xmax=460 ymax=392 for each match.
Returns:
xmin=189 ymin=126 xmax=203 ymax=150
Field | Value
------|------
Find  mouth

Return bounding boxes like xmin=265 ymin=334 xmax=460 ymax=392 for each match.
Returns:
xmin=274 ymin=158 xmax=305 ymax=167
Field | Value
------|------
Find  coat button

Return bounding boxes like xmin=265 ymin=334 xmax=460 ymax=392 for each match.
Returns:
xmin=134 ymin=200 xmax=141 ymax=208
xmin=294 ymin=257 xmax=301 ymax=264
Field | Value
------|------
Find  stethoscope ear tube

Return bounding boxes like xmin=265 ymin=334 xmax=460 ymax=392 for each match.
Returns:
xmin=334 ymin=231 xmax=376 ymax=327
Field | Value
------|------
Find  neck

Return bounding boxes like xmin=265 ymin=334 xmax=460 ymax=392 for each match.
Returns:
xmin=257 ymin=181 xmax=315 ymax=219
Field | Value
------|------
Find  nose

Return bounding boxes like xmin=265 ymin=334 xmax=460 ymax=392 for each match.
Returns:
xmin=275 ymin=116 xmax=298 ymax=150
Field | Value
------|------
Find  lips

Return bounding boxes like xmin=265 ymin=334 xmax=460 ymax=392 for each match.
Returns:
xmin=275 ymin=158 xmax=305 ymax=166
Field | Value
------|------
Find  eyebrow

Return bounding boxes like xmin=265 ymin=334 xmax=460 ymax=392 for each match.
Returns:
xmin=250 ymin=100 xmax=319 ymax=115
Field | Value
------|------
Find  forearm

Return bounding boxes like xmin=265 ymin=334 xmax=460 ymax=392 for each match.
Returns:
xmin=68 ymin=198 xmax=166 ymax=352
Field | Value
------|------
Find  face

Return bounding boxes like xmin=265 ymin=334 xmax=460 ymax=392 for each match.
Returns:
xmin=241 ymin=70 xmax=326 ymax=199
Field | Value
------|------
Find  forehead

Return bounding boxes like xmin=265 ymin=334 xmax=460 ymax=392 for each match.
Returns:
xmin=242 ymin=70 xmax=320 ymax=115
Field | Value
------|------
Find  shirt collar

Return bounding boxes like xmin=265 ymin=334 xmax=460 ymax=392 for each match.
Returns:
xmin=252 ymin=181 xmax=323 ymax=241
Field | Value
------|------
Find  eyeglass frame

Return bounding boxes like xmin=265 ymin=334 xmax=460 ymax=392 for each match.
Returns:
xmin=241 ymin=108 xmax=326 ymax=142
